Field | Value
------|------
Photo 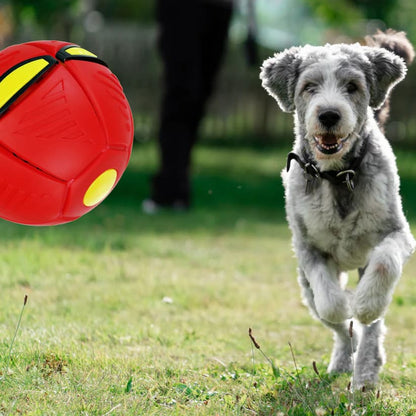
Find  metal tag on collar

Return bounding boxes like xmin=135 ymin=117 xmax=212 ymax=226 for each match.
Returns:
xmin=304 ymin=162 xmax=320 ymax=179
xmin=336 ymin=169 xmax=356 ymax=192
xmin=303 ymin=163 xmax=320 ymax=194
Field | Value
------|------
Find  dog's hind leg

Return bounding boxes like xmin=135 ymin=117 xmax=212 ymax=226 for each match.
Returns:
xmin=353 ymin=319 xmax=386 ymax=389
xmin=298 ymin=271 xmax=358 ymax=373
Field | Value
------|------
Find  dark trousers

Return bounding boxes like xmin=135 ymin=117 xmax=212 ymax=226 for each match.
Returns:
xmin=152 ymin=0 xmax=233 ymax=205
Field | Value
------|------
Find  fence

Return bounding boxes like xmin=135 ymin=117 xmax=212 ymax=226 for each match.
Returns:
xmin=13 ymin=22 xmax=416 ymax=146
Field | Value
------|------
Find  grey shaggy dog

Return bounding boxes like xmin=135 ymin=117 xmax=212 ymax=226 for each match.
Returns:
xmin=260 ymin=32 xmax=415 ymax=389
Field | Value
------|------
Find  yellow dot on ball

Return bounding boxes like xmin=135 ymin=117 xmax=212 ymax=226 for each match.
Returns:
xmin=83 ymin=169 xmax=117 ymax=207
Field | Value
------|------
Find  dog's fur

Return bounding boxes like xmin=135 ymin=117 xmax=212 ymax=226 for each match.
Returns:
xmin=260 ymin=31 xmax=415 ymax=388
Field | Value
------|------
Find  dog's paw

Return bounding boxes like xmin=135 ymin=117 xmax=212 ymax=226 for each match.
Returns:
xmin=352 ymin=375 xmax=378 ymax=391
xmin=328 ymin=345 xmax=355 ymax=374
xmin=315 ymin=290 xmax=352 ymax=323
xmin=328 ymin=357 xmax=353 ymax=374
xmin=353 ymin=353 xmax=384 ymax=391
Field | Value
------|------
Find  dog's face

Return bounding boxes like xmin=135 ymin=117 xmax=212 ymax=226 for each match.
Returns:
xmin=261 ymin=44 xmax=406 ymax=166
xmin=294 ymin=50 xmax=370 ymax=161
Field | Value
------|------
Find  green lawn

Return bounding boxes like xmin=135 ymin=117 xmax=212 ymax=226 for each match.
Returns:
xmin=0 ymin=142 xmax=416 ymax=415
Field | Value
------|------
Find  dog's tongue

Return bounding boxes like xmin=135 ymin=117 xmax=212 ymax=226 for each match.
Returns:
xmin=320 ymin=133 xmax=337 ymax=145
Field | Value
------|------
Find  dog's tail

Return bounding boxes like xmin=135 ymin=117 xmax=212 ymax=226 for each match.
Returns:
xmin=365 ymin=29 xmax=415 ymax=131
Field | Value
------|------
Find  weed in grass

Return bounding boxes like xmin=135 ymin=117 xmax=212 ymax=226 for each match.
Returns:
xmin=249 ymin=328 xmax=280 ymax=379
xmin=247 ymin=327 xmax=392 ymax=415
xmin=41 ymin=352 xmax=68 ymax=377
xmin=2 ymin=294 xmax=28 ymax=377
xmin=125 ymin=375 xmax=133 ymax=393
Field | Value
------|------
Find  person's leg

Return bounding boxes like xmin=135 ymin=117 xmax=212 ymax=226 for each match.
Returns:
xmin=147 ymin=0 xmax=232 ymax=211
xmin=171 ymin=1 xmax=233 ymax=180
xmin=198 ymin=1 xmax=233 ymax=120
xmin=150 ymin=0 xmax=201 ymax=208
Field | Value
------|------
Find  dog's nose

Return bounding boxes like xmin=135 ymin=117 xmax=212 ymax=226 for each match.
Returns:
xmin=318 ymin=110 xmax=341 ymax=128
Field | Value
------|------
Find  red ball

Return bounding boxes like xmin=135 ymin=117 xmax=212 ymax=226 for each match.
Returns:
xmin=0 ymin=40 xmax=134 ymax=225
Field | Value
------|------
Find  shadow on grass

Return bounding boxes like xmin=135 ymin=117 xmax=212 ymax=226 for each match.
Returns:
xmin=400 ymin=175 xmax=416 ymax=220
xmin=0 ymin=149 xmax=288 ymax=250
xmin=0 ymin=144 xmax=415 ymax=252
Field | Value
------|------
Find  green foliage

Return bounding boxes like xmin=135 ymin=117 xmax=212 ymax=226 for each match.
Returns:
xmin=125 ymin=376 xmax=133 ymax=393
xmin=390 ymin=0 xmax=416 ymax=44
xmin=300 ymin=0 xmax=416 ymax=45
xmin=351 ymin=0 xmax=398 ymax=21
xmin=11 ymin=0 xmax=78 ymax=27
xmin=95 ymin=0 xmax=155 ymax=23
xmin=303 ymin=0 xmax=399 ymax=25
xmin=303 ymin=0 xmax=363 ymax=26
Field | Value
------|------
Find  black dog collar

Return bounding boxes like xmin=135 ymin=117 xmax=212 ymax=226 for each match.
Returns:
xmin=286 ymin=138 xmax=368 ymax=193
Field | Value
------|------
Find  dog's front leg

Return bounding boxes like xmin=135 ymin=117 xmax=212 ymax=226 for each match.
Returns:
xmin=297 ymin=244 xmax=352 ymax=324
xmin=353 ymin=319 xmax=386 ymax=389
xmin=353 ymin=229 xmax=415 ymax=325
xmin=299 ymin=271 xmax=358 ymax=373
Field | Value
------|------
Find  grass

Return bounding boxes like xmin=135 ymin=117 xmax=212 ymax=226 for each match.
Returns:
xmin=0 ymin=141 xmax=415 ymax=414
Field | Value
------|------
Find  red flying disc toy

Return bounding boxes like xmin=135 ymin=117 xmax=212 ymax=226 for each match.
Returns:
xmin=0 ymin=40 xmax=133 ymax=225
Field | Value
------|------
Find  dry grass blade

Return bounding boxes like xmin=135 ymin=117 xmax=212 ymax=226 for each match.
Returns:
xmin=288 ymin=342 xmax=316 ymax=414
xmin=248 ymin=328 xmax=261 ymax=349
xmin=3 ymin=295 xmax=29 ymax=377
xmin=248 ymin=328 xmax=280 ymax=378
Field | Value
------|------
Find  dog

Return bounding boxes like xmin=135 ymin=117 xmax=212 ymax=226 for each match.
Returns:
xmin=260 ymin=31 xmax=415 ymax=389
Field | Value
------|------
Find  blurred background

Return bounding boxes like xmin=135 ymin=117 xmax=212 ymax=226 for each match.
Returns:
xmin=1 ymin=0 xmax=416 ymax=147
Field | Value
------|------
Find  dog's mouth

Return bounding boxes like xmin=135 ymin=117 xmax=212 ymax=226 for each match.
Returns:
xmin=314 ymin=134 xmax=349 ymax=155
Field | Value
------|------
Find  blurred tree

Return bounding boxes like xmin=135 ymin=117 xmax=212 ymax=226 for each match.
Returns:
xmin=304 ymin=0 xmax=416 ymax=44
xmin=11 ymin=0 xmax=78 ymax=38
xmin=390 ymin=0 xmax=416 ymax=43
xmin=351 ymin=0 xmax=398 ymax=22
xmin=303 ymin=0 xmax=362 ymax=26
xmin=95 ymin=0 xmax=154 ymax=23
xmin=0 ymin=4 xmax=13 ymax=46
xmin=304 ymin=0 xmax=399 ymax=27
xmin=302 ymin=0 xmax=415 ymax=44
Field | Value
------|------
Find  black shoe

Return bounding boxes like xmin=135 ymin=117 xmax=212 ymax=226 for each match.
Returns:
xmin=143 ymin=172 xmax=191 ymax=214
xmin=142 ymin=198 xmax=189 ymax=214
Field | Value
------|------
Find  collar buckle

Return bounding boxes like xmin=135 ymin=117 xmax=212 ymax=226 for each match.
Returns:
xmin=304 ymin=162 xmax=320 ymax=179
xmin=336 ymin=169 xmax=356 ymax=192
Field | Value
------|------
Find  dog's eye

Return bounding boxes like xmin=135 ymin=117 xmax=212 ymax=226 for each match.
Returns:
xmin=346 ymin=82 xmax=358 ymax=94
xmin=303 ymin=83 xmax=317 ymax=94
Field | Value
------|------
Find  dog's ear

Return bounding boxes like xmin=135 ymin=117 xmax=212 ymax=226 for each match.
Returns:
xmin=363 ymin=47 xmax=407 ymax=109
xmin=260 ymin=47 xmax=302 ymax=113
